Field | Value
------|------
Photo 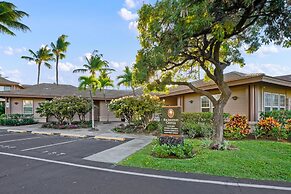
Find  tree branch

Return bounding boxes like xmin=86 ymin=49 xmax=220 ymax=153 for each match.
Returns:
xmin=166 ymin=80 xmax=217 ymax=103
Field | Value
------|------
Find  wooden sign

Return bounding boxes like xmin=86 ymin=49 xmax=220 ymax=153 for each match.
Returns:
xmin=161 ymin=106 xmax=181 ymax=135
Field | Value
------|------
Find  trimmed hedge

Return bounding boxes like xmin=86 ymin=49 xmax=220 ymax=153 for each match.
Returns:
xmin=181 ymin=112 xmax=230 ymax=138
xmin=0 ymin=114 xmax=37 ymax=126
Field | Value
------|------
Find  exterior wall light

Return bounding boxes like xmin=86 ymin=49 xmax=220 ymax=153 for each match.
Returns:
xmin=189 ymin=100 xmax=194 ymax=104
xmin=232 ymin=96 xmax=238 ymax=100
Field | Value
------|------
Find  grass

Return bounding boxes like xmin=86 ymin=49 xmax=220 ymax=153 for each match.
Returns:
xmin=119 ymin=139 xmax=291 ymax=182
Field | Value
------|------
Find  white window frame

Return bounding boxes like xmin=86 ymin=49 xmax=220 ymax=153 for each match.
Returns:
xmin=263 ymin=92 xmax=286 ymax=112
xmin=200 ymin=94 xmax=221 ymax=113
xmin=23 ymin=100 xmax=33 ymax=115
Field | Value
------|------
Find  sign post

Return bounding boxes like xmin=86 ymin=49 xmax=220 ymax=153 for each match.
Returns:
xmin=160 ymin=106 xmax=183 ymax=145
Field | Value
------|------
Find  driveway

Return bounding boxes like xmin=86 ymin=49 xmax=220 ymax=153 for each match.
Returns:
xmin=0 ymin=130 xmax=290 ymax=194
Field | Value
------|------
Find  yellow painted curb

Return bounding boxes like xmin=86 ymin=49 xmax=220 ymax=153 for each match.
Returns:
xmin=60 ymin=133 xmax=87 ymax=138
xmin=31 ymin=131 xmax=54 ymax=135
xmin=7 ymin=129 xmax=28 ymax=133
xmin=94 ymin=136 xmax=126 ymax=141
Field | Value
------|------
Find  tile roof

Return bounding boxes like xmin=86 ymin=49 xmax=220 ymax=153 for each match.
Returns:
xmin=0 ymin=76 xmax=22 ymax=86
xmin=0 ymin=83 xmax=133 ymax=100
xmin=275 ymin=75 xmax=291 ymax=82
xmin=165 ymin=71 xmax=265 ymax=95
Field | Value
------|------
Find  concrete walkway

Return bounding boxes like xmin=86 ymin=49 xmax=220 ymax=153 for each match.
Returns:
xmin=84 ymin=138 xmax=153 ymax=163
xmin=0 ymin=122 xmax=154 ymax=163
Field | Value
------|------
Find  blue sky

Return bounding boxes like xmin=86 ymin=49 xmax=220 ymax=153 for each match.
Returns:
xmin=1 ymin=0 xmax=290 ymax=87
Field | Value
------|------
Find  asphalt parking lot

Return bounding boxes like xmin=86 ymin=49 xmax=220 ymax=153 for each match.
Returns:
xmin=0 ymin=130 xmax=290 ymax=194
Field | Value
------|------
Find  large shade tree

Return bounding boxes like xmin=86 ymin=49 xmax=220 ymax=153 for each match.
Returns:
xmin=21 ymin=45 xmax=53 ymax=84
xmin=51 ymin=34 xmax=70 ymax=85
xmin=134 ymin=0 xmax=290 ymax=147
xmin=0 ymin=1 xmax=30 ymax=36
xmin=78 ymin=75 xmax=100 ymax=129
xmin=117 ymin=66 xmax=136 ymax=95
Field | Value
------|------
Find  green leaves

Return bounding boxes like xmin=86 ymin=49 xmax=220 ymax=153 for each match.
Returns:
xmin=134 ymin=0 xmax=290 ymax=89
xmin=0 ymin=1 xmax=30 ymax=36
xmin=36 ymin=96 xmax=91 ymax=124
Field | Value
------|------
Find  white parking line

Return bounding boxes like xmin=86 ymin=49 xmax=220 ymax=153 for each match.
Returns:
xmin=0 ymin=133 xmax=15 ymax=137
xmin=0 ymin=137 xmax=41 ymax=144
xmin=0 ymin=151 xmax=290 ymax=191
xmin=21 ymin=140 xmax=78 ymax=151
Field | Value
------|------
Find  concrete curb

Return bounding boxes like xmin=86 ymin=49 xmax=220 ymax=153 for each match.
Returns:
xmin=60 ymin=133 xmax=88 ymax=138
xmin=31 ymin=131 xmax=54 ymax=136
xmin=7 ymin=129 xmax=30 ymax=133
xmin=5 ymin=129 xmax=129 ymax=142
xmin=94 ymin=136 xmax=126 ymax=142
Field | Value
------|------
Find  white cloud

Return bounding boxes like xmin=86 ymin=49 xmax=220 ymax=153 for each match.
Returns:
xmin=118 ymin=8 xmax=138 ymax=21
xmin=0 ymin=68 xmax=22 ymax=83
xmin=129 ymin=21 xmax=138 ymax=31
xmin=226 ymin=63 xmax=291 ymax=76
xmin=27 ymin=61 xmax=36 ymax=66
xmin=110 ymin=61 xmax=128 ymax=69
xmin=254 ymin=45 xmax=279 ymax=57
xmin=3 ymin=46 xmax=26 ymax=56
xmin=125 ymin=0 xmax=136 ymax=8
xmin=59 ymin=62 xmax=77 ymax=72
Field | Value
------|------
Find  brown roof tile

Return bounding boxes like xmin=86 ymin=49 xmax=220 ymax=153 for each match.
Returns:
xmin=0 ymin=83 xmax=133 ymax=100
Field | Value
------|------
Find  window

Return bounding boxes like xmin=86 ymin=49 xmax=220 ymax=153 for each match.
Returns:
xmin=201 ymin=94 xmax=220 ymax=112
xmin=23 ymin=100 xmax=33 ymax=114
xmin=0 ymin=86 xmax=11 ymax=91
xmin=263 ymin=92 xmax=285 ymax=112
xmin=201 ymin=96 xmax=211 ymax=112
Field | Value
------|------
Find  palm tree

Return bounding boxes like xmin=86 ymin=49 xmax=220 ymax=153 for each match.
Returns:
xmin=21 ymin=45 xmax=53 ymax=84
xmin=117 ymin=66 xmax=136 ymax=95
xmin=79 ymin=76 xmax=100 ymax=129
xmin=0 ymin=1 xmax=30 ymax=36
xmin=51 ymin=34 xmax=70 ymax=85
xmin=73 ymin=50 xmax=111 ymax=76
xmin=98 ymin=69 xmax=114 ymax=123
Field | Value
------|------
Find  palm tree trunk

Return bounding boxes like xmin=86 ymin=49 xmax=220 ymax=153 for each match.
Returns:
xmin=37 ymin=63 xmax=41 ymax=84
xmin=131 ymin=86 xmax=136 ymax=96
xmin=89 ymin=90 xmax=95 ymax=129
xmin=55 ymin=56 xmax=59 ymax=85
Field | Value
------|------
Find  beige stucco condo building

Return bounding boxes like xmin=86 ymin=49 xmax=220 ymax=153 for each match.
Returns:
xmin=160 ymin=72 xmax=291 ymax=123
xmin=0 ymin=83 xmax=132 ymax=122
xmin=0 ymin=71 xmax=290 ymax=123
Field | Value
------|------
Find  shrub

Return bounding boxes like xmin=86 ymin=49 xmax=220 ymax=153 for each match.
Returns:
xmin=42 ymin=121 xmax=91 ymax=129
xmin=260 ymin=110 xmax=291 ymax=126
xmin=181 ymin=112 xmax=219 ymax=138
xmin=255 ymin=117 xmax=286 ymax=140
xmin=224 ymin=114 xmax=251 ymax=139
xmin=146 ymin=121 xmax=163 ymax=132
xmin=109 ymin=94 xmax=164 ymax=129
xmin=0 ymin=103 xmax=5 ymax=115
xmin=0 ymin=114 xmax=36 ymax=126
xmin=152 ymin=140 xmax=194 ymax=159
xmin=37 ymin=96 xmax=91 ymax=124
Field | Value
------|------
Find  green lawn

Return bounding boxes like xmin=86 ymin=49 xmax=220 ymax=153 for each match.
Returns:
xmin=119 ymin=139 xmax=291 ymax=182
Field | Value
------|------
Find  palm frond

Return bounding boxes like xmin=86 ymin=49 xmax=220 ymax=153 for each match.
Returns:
xmin=73 ymin=68 xmax=87 ymax=73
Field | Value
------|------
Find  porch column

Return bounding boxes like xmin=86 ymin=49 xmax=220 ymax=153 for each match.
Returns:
xmin=249 ymin=85 xmax=255 ymax=122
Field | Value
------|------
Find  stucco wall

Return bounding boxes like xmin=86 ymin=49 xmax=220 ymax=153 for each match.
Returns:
xmin=225 ymin=85 xmax=249 ymax=117
xmin=99 ymin=101 xmax=121 ymax=122
xmin=163 ymin=85 xmax=250 ymax=118
xmin=162 ymin=96 xmax=177 ymax=106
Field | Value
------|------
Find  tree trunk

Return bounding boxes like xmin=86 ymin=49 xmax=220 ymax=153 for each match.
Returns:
xmin=56 ymin=56 xmax=59 ymax=85
xmin=131 ymin=86 xmax=136 ymax=96
xmin=89 ymin=90 xmax=95 ymax=129
xmin=212 ymin=103 xmax=225 ymax=145
xmin=37 ymin=63 xmax=41 ymax=84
